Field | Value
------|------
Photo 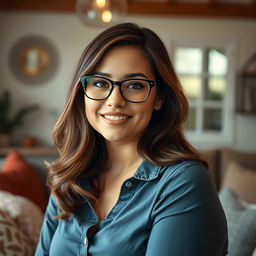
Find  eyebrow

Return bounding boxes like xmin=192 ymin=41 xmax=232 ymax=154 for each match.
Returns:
xmin=91 ymin=72 xmax=111 ymax=77
xmin=124 ymin=73 xmax=148 ymax=79
xmin=91 ymin=72 xmax=148 ymax=79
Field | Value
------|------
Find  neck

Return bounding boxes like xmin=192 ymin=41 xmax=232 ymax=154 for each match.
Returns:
xmin=105 ymin=140 xmax=142 ymax=175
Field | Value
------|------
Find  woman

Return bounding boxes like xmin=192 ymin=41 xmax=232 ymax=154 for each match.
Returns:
xmin=35 ymin=23 xmax=228 ymax=256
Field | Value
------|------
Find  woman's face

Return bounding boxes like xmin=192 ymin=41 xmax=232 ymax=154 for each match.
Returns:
xmin=84 ymin=45 xmax=161 ymax=146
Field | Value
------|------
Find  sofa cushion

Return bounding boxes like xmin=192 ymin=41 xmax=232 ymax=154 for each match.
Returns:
xmin=221 ymin=161 xmax=256 ymax=204
xmin=220 ymin=148 xmax=256 ymax=180
xmin=219 ymin=188 xmax=256 ymax=256
xmin=0 ymin=190 xmax=44 ymax=249
xmin=0 ymin=209 xmax=34 ymax=256
xmin=199 ymin=149 xmax=220 ymax=188
xmin=0 ymin=150 xmax=48 ymax=211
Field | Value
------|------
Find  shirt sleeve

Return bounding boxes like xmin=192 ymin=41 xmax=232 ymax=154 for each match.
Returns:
xmin=145 ymin=162 xmax=228 ymax=256
xmin=35 ymin=194 xmax=59 ymax=256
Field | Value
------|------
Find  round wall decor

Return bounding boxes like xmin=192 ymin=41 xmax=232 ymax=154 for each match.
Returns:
xmin=9 ymin=35 xmax=59 ymax=85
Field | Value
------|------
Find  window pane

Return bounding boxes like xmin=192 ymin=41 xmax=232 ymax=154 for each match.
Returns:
xmin=203 ymin=108 xmax=222 ymax=131
xmin=208 ymin=49 xmax=227 ymax=75
xmin=180 ymin=75 xmax=201 ymax=100
xmin=205 ymin=77 xmax=226 ymax=100
xmin=175 ymin=48 xmax=202 ymax=74
xmin=184 ymin=107 xmax=196 ymax=130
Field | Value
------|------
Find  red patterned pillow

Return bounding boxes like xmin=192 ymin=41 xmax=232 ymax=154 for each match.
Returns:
xmin=0 ymin=150 xmax=48 ymax=211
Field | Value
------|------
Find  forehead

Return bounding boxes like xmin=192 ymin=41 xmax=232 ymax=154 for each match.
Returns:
xmin=94 ymin=45 xmax=154 ymax=77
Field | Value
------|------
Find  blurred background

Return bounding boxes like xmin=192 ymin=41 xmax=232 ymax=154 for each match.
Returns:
xmin=1 ymin=3 xmax=255 ymax=254
xmin=0 ymin=0 xmax=256 ymax=151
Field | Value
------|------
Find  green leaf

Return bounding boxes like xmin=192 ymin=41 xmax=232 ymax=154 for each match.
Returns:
xmin=0 ymin=90 xmax=40 ymax=134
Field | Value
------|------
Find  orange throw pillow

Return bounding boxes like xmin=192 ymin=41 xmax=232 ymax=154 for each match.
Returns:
xmin=0 ymin=150 xmax=48 ymax=211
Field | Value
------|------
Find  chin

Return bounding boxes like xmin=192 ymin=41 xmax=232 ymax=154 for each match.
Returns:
xmin=105 ymin=137 xmax=124 ymax=143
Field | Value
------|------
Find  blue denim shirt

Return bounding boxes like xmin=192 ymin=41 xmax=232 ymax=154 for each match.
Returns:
xmin=35 ymin=160 xmax=228 ymax=256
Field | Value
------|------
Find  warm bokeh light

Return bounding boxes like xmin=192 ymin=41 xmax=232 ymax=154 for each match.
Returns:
xmin=102 ymin=10 xmax=112 ymax=23
xmin=77 ymin=0 xmax=127 ymax=26
xmin=96 ymin=0 xmax=106 ymax=8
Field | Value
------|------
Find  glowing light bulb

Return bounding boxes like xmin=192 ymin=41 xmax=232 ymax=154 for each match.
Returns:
xmin=96 ymin=0 xmax=106 ymax=8
xmin=76 ymin=0 xmax=127 ymax=27
xmin=101 ymin=10 xmax=112 ymax=23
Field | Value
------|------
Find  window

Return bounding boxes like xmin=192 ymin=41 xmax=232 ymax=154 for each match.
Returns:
xmin=172 ymin=41 xmax=235 ymax=147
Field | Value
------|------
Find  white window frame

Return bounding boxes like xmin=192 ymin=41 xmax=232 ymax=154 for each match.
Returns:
xmin=169 ymin=37 xmax=237 ymax=149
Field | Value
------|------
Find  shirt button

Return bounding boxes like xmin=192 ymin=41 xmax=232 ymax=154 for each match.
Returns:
xmin=125 ymin=181 xmax=133 ymax=188
xmin=84 ymin=237 xmax=88 ymax=246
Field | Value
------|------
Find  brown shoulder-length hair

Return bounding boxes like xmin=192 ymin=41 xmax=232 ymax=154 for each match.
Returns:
xmin=47 ymin=23 xmax=206 ymax=219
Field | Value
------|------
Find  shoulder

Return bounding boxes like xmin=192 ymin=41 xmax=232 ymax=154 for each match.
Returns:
xmin=155 ymin=160 xmax=218 ymax=204
xmin=159 ymin=160 xmax=212 ymax=187
xmin=151 ymin=160 xmax=222 ymax=222
xmin=44 ymin=194 xmax=59 ymax=218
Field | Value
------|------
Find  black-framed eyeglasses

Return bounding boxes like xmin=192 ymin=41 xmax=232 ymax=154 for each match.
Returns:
xmin=80 ymin=75 xmax=155 ymax=103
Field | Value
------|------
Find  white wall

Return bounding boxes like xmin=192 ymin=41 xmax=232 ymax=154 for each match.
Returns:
xmin=0 ymin=11 xmax=255 ymax=151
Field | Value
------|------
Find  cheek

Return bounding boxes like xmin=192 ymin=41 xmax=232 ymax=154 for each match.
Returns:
xmin=136 ymin=104 xmax=155 ymax=126
xmin=141 ymin=96 xmax=159 ymax=125
xmin=84 ymin=101 xmax=99 ymax=127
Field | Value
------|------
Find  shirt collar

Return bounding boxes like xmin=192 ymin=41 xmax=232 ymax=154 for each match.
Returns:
xmin=133 ymin=160 xmax=161 ymax=181
xmin=78 ymin=160 xmax=161 ymax=189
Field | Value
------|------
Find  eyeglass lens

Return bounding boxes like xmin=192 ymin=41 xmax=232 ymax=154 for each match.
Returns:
xmin=83 ymin=76 xmax=151 ymax=102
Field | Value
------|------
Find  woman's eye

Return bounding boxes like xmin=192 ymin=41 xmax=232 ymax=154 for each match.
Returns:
xmin=126 ymin=82 xmax=145 ymax=90
xmin=92 ymin=80 xmax=109 ymax=88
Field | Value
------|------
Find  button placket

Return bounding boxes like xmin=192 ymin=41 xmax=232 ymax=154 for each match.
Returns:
xmin=125 ymin=180 xmax=133 ymax=188
xmin=84 ymin=236 xmax=88 ymax=246
xmin=78 ymin=234 xmax=89 ymax=256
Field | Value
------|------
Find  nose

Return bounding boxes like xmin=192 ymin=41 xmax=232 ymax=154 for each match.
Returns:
xmin=106 ymin=85 xmax=126 ymax=108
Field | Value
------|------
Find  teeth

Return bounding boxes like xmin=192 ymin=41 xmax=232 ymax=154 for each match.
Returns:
xmin=104 ymin=115 xmax=128 ymax=120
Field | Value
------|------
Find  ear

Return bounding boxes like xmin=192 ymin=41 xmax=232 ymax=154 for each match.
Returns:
xmin=154 ymin=95 xmax=162 ymax=111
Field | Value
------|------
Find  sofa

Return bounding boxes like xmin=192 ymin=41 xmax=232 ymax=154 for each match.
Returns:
xmin=200 ymin=147 xmax=256 ymax=191
xmin=0 ymin=150 xmax=57 ymax=255
xmin=200 ymin=148 xmax=256 ymax=256
xmin=0 ymin=147 xmax=255 ymax=255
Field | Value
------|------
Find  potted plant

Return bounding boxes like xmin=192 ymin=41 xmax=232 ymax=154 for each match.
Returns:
xmin=0 ymin=90 xmax=39 ymax=147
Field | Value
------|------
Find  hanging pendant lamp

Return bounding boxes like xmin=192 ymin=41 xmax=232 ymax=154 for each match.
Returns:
xmin=76 ymin=0 xmax=127 ymax=27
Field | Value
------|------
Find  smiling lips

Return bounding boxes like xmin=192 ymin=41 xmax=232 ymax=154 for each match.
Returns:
xmin=101 ymin=113 xmax=131 ymax=124
xmin=104 ymin=115 xmax=128 ymax=121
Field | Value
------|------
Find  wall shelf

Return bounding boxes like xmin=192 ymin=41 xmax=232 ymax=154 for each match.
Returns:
xmin=0 ymin=146 xmax=58 ymax=156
